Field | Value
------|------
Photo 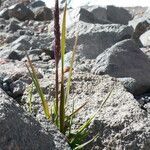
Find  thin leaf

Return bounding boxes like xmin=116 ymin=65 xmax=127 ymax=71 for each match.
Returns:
xmin=74 ymin=134 xmax=99 ymax=150
xmin=68 ymin=102 xmax=87 ymax=119
xmin=68 ymin=96 xmax=75 ymax=135
xmin=59 ymin=1 xmax=67 ymax=134
xmin=27 ymin=83 xmax=33 ymax=113
xmin=71 ymin=86 xmax=114 ymax=145
xmin=99 ymin=85 xmax=114 ymax=110
xmin=26 ymin=55 xmax=50 ymax=119
xmin=65 ymin=33 xmax=78 ymax=104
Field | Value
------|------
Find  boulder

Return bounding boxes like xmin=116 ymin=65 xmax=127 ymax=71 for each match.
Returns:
xmin=0 ymin=88 xmax=70 ymax=149
xmin=132 ymin=19 xmax=150 ymax=47
xmin=67 ymin=7 xmax=110 ymax=27
xmin=65 ymin=73 xmax=150 ymax=150
xmin=8 ymin=3 xmax=34 ymax=21
xmin=67 ymin=22 xmax=133 ymax=59
xmin=92 ymin=39 xmax=150 ymax=95
xmin=107 ymin=6 xmax=133 ymax=25
xmin=22 ymin=72 xmax=150 ymax=150
xmin=129 ymin=7 xmax=150 ymax=46
xmin=33 ymin=6 xmax=53 ymax=21
xmin=83 ymin=6 xmax=108 ymax=23
xmin=140 ymin=30 xmax=150 ymax=47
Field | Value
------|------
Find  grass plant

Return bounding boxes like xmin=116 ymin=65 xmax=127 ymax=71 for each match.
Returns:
xmin=26 ymin=0 xmax=112 ymax=149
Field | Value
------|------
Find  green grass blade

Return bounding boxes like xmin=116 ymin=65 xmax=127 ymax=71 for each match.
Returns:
xmin=68 ymin=102 xmax=87 ymax=119
xmin=26 ymin=55 xmax=50 ymax=119
xmin=68 ymin=97 xmax=75 ymax=135
xmin=65 ymin=33 xmax=78 ymax=104
xmin=70 ymin=86 xmax=114 ymax=147
xmin=77 ymin=85 xmax=114 ymax=134
xmin=59 ymin=1 xmax=67 ymax=133
xmin=74 ymin=134 xmax=99 ymax=150
xmin=27 ymin=83 xmax=34 ymax=113
xmin=99 ymin=85 xmax=114 ymax=110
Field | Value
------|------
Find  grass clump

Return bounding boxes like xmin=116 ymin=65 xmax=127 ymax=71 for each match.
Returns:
xmin=26 ymin=0 xmax=112 ymax=149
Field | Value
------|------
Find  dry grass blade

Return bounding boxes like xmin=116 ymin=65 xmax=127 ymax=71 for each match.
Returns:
xmin=65 ymin=33 xmax=78 ymax=104
xmin=26 ymin=54 xmax=50 ymax=119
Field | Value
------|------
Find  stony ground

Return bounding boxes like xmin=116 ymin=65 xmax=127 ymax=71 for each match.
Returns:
xmin=0 ymin=0 xmax=150 ymax=149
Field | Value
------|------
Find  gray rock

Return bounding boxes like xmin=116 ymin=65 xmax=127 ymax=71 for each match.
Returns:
xmin=83 ymin=6 xmax=108 ymax=23
xmin=107 ymin=6 xmax=133 ymax=25
xmin=132 ymin=20 xmax=150 ymax=47
xmin=0 ymin=18 xmax=6 ymax=24
xmin=5 ymin=20 xmax=22 ymax=32
xmin=0 ymin=8 xmax=9 ymax=19
xmin=33 ymin=6 xmax=53 ymax=21
xmin=5 ymin=34 xmax=19 ymax=43
xmin=67 ymin=22 xmax=133 ymax=59
xmin=22 ymin=72 xmax=150 ymax=150
xmin=0 ymin=48 xmax=25 ymax=60
xmin=40 ymin=52 xmax=51 ymax=62
xmin=67 ymin=7 xmax=109 ymax=27
xmin=140 ymin=30 xmax=150 ymax=47
xmin=8 ymin=3 xmax=34 ymax=21
xmin=65 ymin=73 xmax=150 ymax=150
xmin=30 ymin=34 xmax=53 ymax=49
xmin=10 ymin=79 xmax=26 ymax=97
xmin=0 ymin=88 xmax=70 ymax=150
xmin=8 ymin=50 xmax=26 ymax=60
xmin=129 ymin=8 xmax=150 ymax=46
xmin=29 ymin=0 xmax=46 ymax=8
xmin=11 ymin=35 xmax=31 ymax=50
xmin=92 ymin=39 xmax=150 ymax=95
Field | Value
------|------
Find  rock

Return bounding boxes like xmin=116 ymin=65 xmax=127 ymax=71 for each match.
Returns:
xmin=33 ymin=6 xmax=53 ymax=21
xmin=8 ymin=3 xmax=34 ymax=21
xmin=67 ymin=22 xmax=133 ymax=59
xmin=132 ymin=19 xmax=150 ymax=47
xmin=92 ymin=39 xmax=150 ymax=95
xmin=83 ymin=6 xmax=108 ymax=23
xmin=5 ymin=34 xmax=19 ymax=43
xmin=8 ymin=50 xmax=26 ymax=60
xmin=40 ymin=52 xmax=51 ymax=62
xmin=129 ymin=8 xmax=150 ymax=46
xmin=30 ymin=33 xmax=53 ymax=49
xmin=29 ymin=0 xmax=46 ymax=8
xmin=0 ymin=88 xmax=70 ymax=149
xmin=143 ymin=7 xmax=150 ymax=19
xmin=22 ymin=72 xmax=150 ymax=150
xmin=0 ymin=18 xmax=6 ymax=24
xmin=0 ymin=8 xmax=9 ymax=19
xmin=0 ymin=47 xmax=25 ymax=60
xmin=11 ymin=35 xmax=31 ymax=50
xmin=140 ymin=30 xmax=150 ymax=47
xmin=5 ymin=20 xmax=22 ymax=32
xmin=67 ymin=8 xmax=109 ymax=27
xmin=107 ymin=6 xmax=133 ymax=25
xmin=10 ymin=79 xmax=26 ymax=98
xmin=65 ymin=73 xmax=150 ymax=150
